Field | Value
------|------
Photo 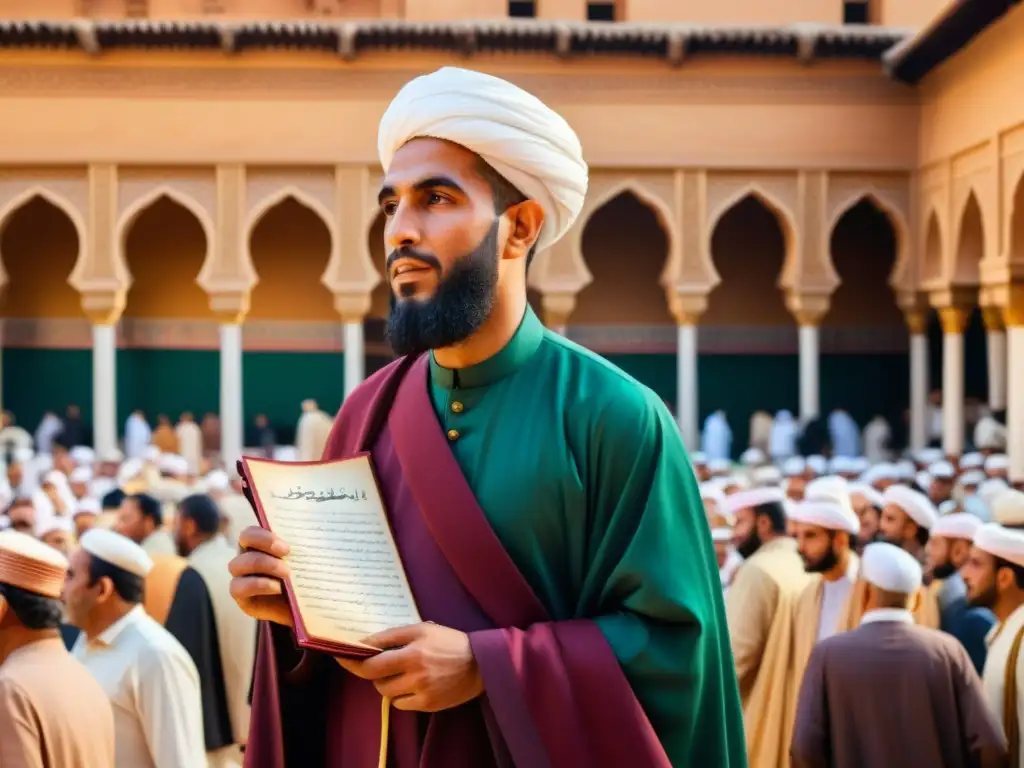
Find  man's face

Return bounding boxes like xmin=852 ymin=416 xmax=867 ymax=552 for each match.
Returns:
xmin=378 ymin=138 xmax=512 ymax=356
xmin=962 ymin=547 xmax=999 ymax=608
xmin=7 ymin=502 xmax=35 ymax=535
xmin=929 ymin=478 xmax=954 ymax=503
xmin=786 ymin=477 xmax=807 ymax=501
xmin=713 ymin=541 xmax=729 ymax=570
xmin=793 ymin=523 xmax=838 ymax=573
xmin=63 ymin=548 xmax=101 ymax=629
xmin=732 ymin=508 xmax=762 ymax=559
xmin=851 ymin=494 xmax=879 ymax=542
xmin=115 ymin=499 xmax=151 ymax=544
xmin=70 ymin=480 xmax=89 ymax=499
xmin=42 ymin=529 xmax=71 ymax=556
xmin=879 ymin=504 xmax=911 ymax=546
xmin=925 ymin=535 xmax=953 ymax=578
xmin=74 ymin=513 xmax=96 ymax=538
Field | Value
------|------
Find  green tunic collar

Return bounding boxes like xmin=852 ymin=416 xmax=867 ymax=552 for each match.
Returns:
xmin=429 ymin=306 xmax=544 ymax=390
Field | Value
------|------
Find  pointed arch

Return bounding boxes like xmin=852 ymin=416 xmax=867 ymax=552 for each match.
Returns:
xmin=117 ymin=186 xmax=214 ymax=284
xmin=247 ymin=187 xmax=335 ymax=244
xmin=953 ymin=189 xmax=985 ymax=285
xmin=1010 ymin=172 xmax=1024 ymax=262
xmin=0 ymin=187 xmax=86 ymax=288
xmin=921 ymin=209 xmax=944 ymax=285
xmin=827 ymin=189 xmax=908 ymax=290
xmin=707 ymin=185 xmax=797 ymax=286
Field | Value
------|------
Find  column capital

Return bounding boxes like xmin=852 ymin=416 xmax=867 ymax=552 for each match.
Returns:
xmin=988 ymin=282 xmax=1024 ymax=328
xmin=209 ymin=290 xmax=250 ymax=324
xmin=670 ymin=293 xmax=707 ymax=326
xmin=903 ymin=308 xmax=929 ymax=335
xmin=937 ymin=306 xmax=970 ymax=335
xmin=333 ymin=292 xmax=371 ymax=324
xmin=541 ymin=291 xmax=576 ymax=330
xmin=981 ymin=305 xmax=1005 ymax=332
xmin=81 ymin=289 xmax=125 ymax=325
xmin=785 ymin=291 xmax=830 ymax=328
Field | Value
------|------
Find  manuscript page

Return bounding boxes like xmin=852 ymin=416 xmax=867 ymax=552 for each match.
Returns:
xmin=245 ymin=456 xmax=421 ymax=650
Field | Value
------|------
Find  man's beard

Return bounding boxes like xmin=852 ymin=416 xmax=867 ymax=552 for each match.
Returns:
xmin=736 ymin=531 xmax=762 ymax=560
xmin=969 ymin=582 xmax=998 ymax=609
xmin=931 ymin=560 xmax=957 ymax=581
xmin=386 ymin=221 xmax=500 ymax=357
xmin=804 ymin=546 xmax=839 ymax=574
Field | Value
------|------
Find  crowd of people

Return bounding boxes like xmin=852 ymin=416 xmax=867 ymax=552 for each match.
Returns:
xmin=701 ymin=440 xmax=1024 ymax=767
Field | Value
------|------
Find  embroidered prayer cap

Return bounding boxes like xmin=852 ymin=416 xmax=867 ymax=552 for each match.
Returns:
xmin=986 ymin=454 xmax=1010 ymax=472
xmin=69 ymin=446 xmax=95 ymax=466
xmin=711 ymin=527 xmax=733 ymax=543
xmin=972 ymin=523 xmax=1024 ymax=568
xmin=75 ymin=497 xmax=101 ymax=517
xmin=788 ymin=500 xmax=860 ymax=535
xmin=992 ymin=489 xmax=1024 ymax=527
xmin=740 ymin=448 xmax=766 ymax=466
xmin=378 ymin=67 xmax=588 ymax=253
xmin=753 ymin=465 xmax=782 ymax=486
xmin=931 ymin=512 xmax=981 ymax=541
xmin=806 ymin=455 xmax=828 ymax=476
xmin=960 ymin=452 xmax=984 ymax=470
xmin=782 ymin=457 xmax=806 ymax=477
xmin=79 ymin=529 xmax=153 ymax=579
xmin=928 ymin=460 xmax=956 ymax=480
xmin=882 ymin=485 xmax=938 ymax=530
xmin=0 ymin=530 xmax=68 ymax=599
xmin=849 ymin=482 xmax=885 ymax=509
xmin=861 ymin=542 xmax=922 ymax=594
xmin=722 ymin=486 xmax=786 ymax=517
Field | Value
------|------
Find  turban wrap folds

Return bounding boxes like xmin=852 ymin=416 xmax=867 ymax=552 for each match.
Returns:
xmin=377 ymin=67 xmax=589 ymax=252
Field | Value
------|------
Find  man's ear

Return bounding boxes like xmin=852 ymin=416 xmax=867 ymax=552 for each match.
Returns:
xmin=0 ymin=595 xmax=8 ymax=626
xmin=502 ymin=200 xmax=544 ymax=262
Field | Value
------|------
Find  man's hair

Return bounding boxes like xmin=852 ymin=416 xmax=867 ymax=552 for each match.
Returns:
xmin=178 ymin=493 xmax=222 ymax=536
xmin=129 ymin=493 xmax=163 ymax=528
xmin=87 ymin=554 xmax=144 ymax=604
xmin=913 ymin=524 xmax=929 ymax=548
xmin=872 ymin=586 xmax=912 ymax=610
xmin=0 ymin=582 xmax=63 ymax=630
xmin=995 ymin=556 xmax=1024 ymax=590
xmin=475 ymin=158 xmax=539 ymax=269
xmin=754 ymin=501 xmax=787 ymax=534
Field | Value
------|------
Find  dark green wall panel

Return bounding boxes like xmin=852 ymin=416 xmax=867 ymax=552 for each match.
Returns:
xmin=116 ymin=349 xmax=219 ymax=425
xmin=2 ymin=348 xmax=93 ymax=429
xmin=242 ymin=352 xmax=345 ymax=430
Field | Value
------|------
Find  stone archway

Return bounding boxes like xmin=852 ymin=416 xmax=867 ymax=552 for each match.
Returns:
xmin=0 ymin=195 xmax=86 ymax=426
xmin=922 ymin=212 xmax=943 ymax=285
xmin=954 ymin=192 xmax=985 ymax=285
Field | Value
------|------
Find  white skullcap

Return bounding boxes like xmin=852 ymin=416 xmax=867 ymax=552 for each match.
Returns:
xmin=916 ymin=448 xmax=944 ymax=465
xmin=69 ymin=466 xmax=93 ymax=484
xmin=829 ymin=456 xmax=861 ymax=475
xmin=895 ymin=460 xmax=917 ymax=480
xmin=861 ymin=541 xmax=923 ymax=594
xmin=807 ymin=455 xmax=828 ymax=476
xmin=959 ymin=470 xmax=986 ymax=488
xmin=860 ymin=462 xmax=897 ymax=486
xmin=986 ymin=454 xmax=1010 ymax=472
xmin=849 ymin=482 xmax=885 ymax=509
xmin=915 ymin=471 xmax=933 ymax=491
xmin=753 ymin=465 xmax=782 ymax=486
xmin=851 ymin=458 xmax=870 ymax=474
xmin=158 ymin=453 xmax=184 ymax=474
xmin=100 ymin=449 xmax=124 ymax=464
xmin=378 ymin=67 xmax=588 ymax=252
xmin=722 ymin=486 xmax=786 ymax=516
xmin=883 ymin=484 xmax=938 ymax=530
xmin=928 ymin=461 xmax=956 ymax=480
xmin=783 ymin=457 xmax=806 ymax=477
xmin=711 ymin=527 xmax=733 ymax=543
xmin=117 ymin=459 xmax=144 ymax=486
xmin=143 ymin=445 xmax=161 ymax=463
xmin=805 ymin=475 xmax=851 ymax=505
xmin=69 ymin=446 xmax=94 ymax=466
xmin=204 ymin=469 xmax=230 ymax=493
xmin=973 ymin=523 xmax=1024 ymax=568
xmin=740 ymin=448 xmax=766 ymax=466
xmin=979 ymin=478 xmax=1011 ymax=504
xmin=74 ymin=498 xmax=101 ymax=517
xmin=691 ymin=452 xmax=707 ymax=466
xmin=89 ymin=478 xmax=117 ymax=501
xmin=79 ymin=529 xmax=153 ymax=578
xmin=961 ymin=452 xmax=984 ymax=470
xmin=932 ymin=512 xmax=982 ymax=541
xmin=724 ymin=474 xmax=751 ymax=491
xmin=699 ymin=483 xmax=726 ymax=505
xmin=11 ymin=447 xmax=34 ymax=464
xmin=788 ymin=499 xmax=860 ymax=535
xmin=938 ymin=500 xmax=959 ymax=516
xmin=37 ymin=515 xmax=74 ymax=539
xmin=43 ymin=470 xmax=68 ymax=488
xmin=992 ymin=489 xmax=1024 ymax=527
xmin=707 ymin=458 xmax=731 ymax=475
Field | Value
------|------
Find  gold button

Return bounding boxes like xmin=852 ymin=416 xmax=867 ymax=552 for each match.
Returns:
xmin=451 ymin=401 xmax=464 ymax=414
xmin=447 ymin=429 xmax=460 ymax=441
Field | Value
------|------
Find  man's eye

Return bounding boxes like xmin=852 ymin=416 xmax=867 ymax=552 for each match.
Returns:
xmin=381 ymin=201 xmax=398 ymax=216
xmin=427 ymin=193 xmax=448 ymax=205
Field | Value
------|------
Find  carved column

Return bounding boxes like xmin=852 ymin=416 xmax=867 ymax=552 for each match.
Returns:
xmin=982 ymin=305 xmax=1007 ymax=411
xmin=335 ymin=292 xmax=372 ymax=399
xmin=211 ymin=294 xmax=248 ymax=469
xmin=82 ymin=293 xmax=125 ymax=457
xmin=540 ymin=292 xmax=576 ymax=336
xmin=787 ymin=293 xmax=830 ymax=423
xmin=932 ymin=290 xmax=974 ymax=457
xmin=901 ymin=301 xmax=930 ymax=452
xmin=671 ymin=293 xmax=706 ymax=449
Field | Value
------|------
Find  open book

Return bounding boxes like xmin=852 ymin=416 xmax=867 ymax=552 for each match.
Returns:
xmin=237 ymin=454 xmax=422 ymax=658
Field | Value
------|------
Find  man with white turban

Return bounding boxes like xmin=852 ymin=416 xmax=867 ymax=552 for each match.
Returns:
xmin=233 ymin=67 xmax=743 ymax=768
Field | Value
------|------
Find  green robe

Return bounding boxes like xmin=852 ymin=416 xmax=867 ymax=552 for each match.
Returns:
xmin=427 ymin=306 xmax=746 ymax=766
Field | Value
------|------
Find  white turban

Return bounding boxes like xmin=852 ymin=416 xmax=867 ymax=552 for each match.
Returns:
xmin=377 ymin=67 xmax=588 ymax=252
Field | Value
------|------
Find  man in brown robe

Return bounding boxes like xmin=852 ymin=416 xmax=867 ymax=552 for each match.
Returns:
xmin=791 ymin=541 xmax=1006 ymax=768
xmin=0 ymin=530 xmax=115 ymax=767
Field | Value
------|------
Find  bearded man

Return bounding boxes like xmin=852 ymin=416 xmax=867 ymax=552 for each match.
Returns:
xmin=229 ymin=67 xmax=744 ymax=768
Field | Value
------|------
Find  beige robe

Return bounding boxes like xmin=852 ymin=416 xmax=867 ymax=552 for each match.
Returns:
xmin=725 ymin=537 xmax=811 ymax=768
xmin=188 ymin=537 xmax=257 ymax=763
xmin=0 ymin=637 xmax=115 ymax=768
xmin=295 ymin=409 xmax=333 ymax=462
xmin=176 ymin=421 xmax=204 ymax=475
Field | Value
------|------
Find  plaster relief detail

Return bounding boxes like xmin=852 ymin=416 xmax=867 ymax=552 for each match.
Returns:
xmin=245 ymin=170 xmax=336 ymax=232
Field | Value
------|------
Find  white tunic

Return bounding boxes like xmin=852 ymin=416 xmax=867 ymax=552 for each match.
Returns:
xmin=816 ymin=557 xmax=860 ymax=643
xmin=982 ymin=602 xmax=1024 ymax=768
xmin=73 ymin=605 xmax=206 ymax=768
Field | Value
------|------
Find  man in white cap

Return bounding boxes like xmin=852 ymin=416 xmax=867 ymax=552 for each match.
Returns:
xmin=879 ymin=484 xmax=938 ymax=567
xmin=925 ymin=514 xmax=996 ymax=673
xmin=962 ymin=523 xmax=1024 ymax=763
xmin=0 ymin=531 xmax=115 ymax=767
xmin=65 ymin=528 xmax=205 ymax=768
xmin=928 ymin=460 xmax=957 ymax=504
xmin=233 ymin=67 xmax=743 ymax=768
xmin=723 ymin=486 xmax=809 ymax=768
xmin=294 ymin=399 xmax=333 ymax=463
xmin=993 ymin=489 xmax=1024 ymax=531
xmin=792 ymin=541 xmax=1005 ymax=768
xmin=848 ymin=482 xmax=884 ymax=550
xmin=987 ymin=453 xmax=1011 ymax=481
